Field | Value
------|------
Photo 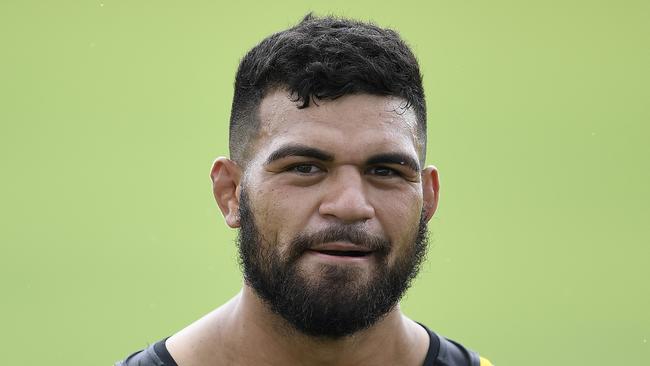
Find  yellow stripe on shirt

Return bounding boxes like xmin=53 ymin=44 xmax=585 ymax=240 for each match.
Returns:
xmin=480 ymin=356 xmax=494 ymax=366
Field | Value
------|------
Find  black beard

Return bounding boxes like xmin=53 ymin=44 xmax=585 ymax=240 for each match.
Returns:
xmin=237 ymin=187 xmax=429 ymax=339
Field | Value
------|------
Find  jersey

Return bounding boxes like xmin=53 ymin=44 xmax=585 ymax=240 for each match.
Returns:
xmin=115 ymin=324 xmax=493 ymax=366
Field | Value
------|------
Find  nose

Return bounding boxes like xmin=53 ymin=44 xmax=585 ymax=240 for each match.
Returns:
xmin=318 ymin=166 xmax=375 ymax=223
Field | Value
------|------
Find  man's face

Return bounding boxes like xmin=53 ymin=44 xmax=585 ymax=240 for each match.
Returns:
xmin=235 ymin=90 xmax=435 ymax=338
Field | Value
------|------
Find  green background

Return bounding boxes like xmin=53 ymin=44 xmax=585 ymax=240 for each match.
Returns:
xmin=1 ymin=0 xmax=648 ymax=364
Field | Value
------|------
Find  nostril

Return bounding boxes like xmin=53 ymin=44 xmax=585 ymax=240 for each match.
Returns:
xmin=319 ymin=173 xmax=375 ymax=221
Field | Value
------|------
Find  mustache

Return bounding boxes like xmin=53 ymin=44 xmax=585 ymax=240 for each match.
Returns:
xmin=287 ymin=225 xmax=391 ymax=259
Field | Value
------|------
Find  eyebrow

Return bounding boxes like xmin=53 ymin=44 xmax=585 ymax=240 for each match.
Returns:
xmin=366 ymin=153 xmax=420 ymax=173
xmin=264 ymin=144 xmax=334 ymax=165
xmin=264 ymin=144 xmax=420 ymax=172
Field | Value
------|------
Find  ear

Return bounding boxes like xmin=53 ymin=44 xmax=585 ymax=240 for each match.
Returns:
xmin=421 ymin=165 xmax=440 ymax=222
xmin=210 ymin=157 xmax=242 ymax=228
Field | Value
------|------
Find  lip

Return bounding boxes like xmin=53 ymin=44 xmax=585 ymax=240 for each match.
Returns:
xmin=309 ymin=241 xmax=372 ymax=253
xmin=305 ymin=250 xmax=374 ymax=263
xmin=305 ymin=241 xmax=374 ymax=263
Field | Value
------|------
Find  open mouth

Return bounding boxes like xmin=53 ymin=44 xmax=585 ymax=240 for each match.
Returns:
xmin=306 ymin=241 xmax=375 ymax=261
xmin=312 ymin=250 xmax=372 ymax=257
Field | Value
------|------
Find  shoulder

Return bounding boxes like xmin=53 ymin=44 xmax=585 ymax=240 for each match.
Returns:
xmin=421 ymin=324 xmax=494 ymax=366
xmin=114 ymin=345 xmax=159 ymax=366
xmin=438 ymin=335 xmax=495 ymax=366
xmin=115 ymin=337 xmax=175 ymax=366
xmin=479 ymin=356 xmax=495 ymax=366
xmin=436 ymin=334 xmax=480 ymax=366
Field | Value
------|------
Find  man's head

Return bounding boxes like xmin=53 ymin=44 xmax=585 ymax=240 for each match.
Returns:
xmin=211 ymin=14 xmax=439 ymax=339
xmin=228 ymin=13 xmax=427 ymax=167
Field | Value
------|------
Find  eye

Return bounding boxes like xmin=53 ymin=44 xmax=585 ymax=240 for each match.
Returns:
xmin=368 ymin=166 xmax=399 ymax=177
xmin=288 ymin=164 xmax=323 ymax=175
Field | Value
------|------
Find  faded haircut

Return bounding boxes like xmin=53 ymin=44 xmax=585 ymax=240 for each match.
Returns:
xmin=228 ymin=13 xmax=426 ymax=166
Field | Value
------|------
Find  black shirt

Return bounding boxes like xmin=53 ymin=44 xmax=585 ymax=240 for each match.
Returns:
xmin=116 ymin=324 xmax=481 ymax=366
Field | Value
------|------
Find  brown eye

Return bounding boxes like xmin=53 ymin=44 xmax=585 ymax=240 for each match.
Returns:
xmin=368 ymin=166 xmax=398 ymax=177
xmin=289 ymin=164 xmax=322 ymax=174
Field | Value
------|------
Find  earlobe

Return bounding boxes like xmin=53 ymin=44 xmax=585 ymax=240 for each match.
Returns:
xmin=210 ymin=157 xmax=242 ymax=228
xmin=421 ymin=166 xmax=440 ymax=222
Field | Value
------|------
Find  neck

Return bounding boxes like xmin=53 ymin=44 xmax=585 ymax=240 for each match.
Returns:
xmin=167 ymin=285 xmax=429 ymax=366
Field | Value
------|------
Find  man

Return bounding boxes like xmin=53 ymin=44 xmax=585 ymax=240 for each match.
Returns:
xmin=117 ymin=14 xmax=493 ymax=366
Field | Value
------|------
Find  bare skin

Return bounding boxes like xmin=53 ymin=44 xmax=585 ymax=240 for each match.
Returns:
xmin=165 ymin=287 xmax=430 ymax=366
xmin=166 ymin=90 xmax=440 ymax=365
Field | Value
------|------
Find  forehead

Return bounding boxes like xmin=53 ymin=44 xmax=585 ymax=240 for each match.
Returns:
xmin=253 ymin=90 xmax=421 ymax=162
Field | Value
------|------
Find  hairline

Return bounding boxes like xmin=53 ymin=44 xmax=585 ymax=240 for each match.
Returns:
xmin=233 ymin=86 xmax=427 ymax=171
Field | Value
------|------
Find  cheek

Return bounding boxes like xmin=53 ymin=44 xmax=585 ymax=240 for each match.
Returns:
xmin=251 ymin=186 xmax=319 ymax=252
xmin=371 ymin=188 xmax=423 ymax=251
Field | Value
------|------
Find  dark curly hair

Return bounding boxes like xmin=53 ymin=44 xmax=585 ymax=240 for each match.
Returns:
xmin=229 ymin=13 xmax=426 ymax=165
